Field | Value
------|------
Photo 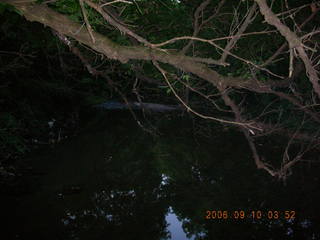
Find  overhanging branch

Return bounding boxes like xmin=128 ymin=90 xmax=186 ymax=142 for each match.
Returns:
xmin=4 ymin=0 xmax=282 ymax=92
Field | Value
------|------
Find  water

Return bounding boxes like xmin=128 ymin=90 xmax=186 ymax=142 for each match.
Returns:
xmin=166 ymin=208 xmax=194 ymax=240
xmin=2 ymin=112 xmax=320 ymax=240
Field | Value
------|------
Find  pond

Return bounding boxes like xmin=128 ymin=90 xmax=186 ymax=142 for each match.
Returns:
xmin=2 ymin=111 xmax=320 ymax=240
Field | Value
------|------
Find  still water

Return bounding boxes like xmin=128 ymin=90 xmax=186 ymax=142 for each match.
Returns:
xmin=2 ymin=112 xmax=320 ymax=240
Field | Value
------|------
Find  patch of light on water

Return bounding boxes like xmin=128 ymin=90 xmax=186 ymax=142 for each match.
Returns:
xmin=165 ymin=207 xmax=195 ymax=240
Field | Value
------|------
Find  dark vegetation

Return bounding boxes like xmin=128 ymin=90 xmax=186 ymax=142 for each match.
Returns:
xmin=0 ymin=10 xmax=105 ymax=182
xmin=1 ymin=0 xmax=320 ymax=183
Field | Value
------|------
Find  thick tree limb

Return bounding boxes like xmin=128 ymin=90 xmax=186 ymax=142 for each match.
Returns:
xmin=7 ymin=0 xmax=319 ymax=122
xmin=255 ymin=0 xmax=320 ymax=99
xmin=261 ymin=4 xmax=319 ymax=67
xmin=4 ymin=0 xmax=278 ymax=92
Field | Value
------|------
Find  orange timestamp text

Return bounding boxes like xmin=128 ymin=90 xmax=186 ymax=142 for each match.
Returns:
xmin=205 ymin=210 xmax=296 ymax=220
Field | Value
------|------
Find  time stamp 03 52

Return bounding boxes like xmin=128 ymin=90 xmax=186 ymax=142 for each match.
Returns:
xmin=205 ymin=210 xmax=296 ymax=220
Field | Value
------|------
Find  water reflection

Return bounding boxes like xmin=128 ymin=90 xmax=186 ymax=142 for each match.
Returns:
xmin=166 ymin=207 xmax=194 ymax=240
xmin=3 ymin=113 xmax=320 ymax=240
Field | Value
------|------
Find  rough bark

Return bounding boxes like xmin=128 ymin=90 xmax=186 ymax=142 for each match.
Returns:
xmin=3 ymin=0 xmax=278 ymax=92
xmin=255 ymin=0 xmax=320 ymax=99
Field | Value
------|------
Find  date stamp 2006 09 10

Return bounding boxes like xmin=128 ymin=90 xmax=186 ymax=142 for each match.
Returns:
xmin=205 ymin=210 xmax=296 ymax=220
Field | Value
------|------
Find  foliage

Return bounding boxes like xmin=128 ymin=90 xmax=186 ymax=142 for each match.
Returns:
xmin=0 ymin=10 xmax=113 ymax=168
xmin=0 ymin=2 xmax=21 ymax=15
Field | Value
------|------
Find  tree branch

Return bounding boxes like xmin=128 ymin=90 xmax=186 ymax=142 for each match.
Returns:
xmin=255 ymin=0 xmax=320 ymax=99
xmin=220 ymin=2 xmax=257 ymax=62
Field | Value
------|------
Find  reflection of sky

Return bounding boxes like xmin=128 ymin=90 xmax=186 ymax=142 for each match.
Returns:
xmin=166 ymin=208 xmax=194 ymax=240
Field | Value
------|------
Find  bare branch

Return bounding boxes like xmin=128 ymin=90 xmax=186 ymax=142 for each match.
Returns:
xmin=261 ymin=4 xmax=319 ymax=67
xmin=152 ymin=31 xmax=276 ymax=48
xmin=79 ymin=0 xmax=95 ymax=43
xmin=100 ymin=0 xmax=133 ymax=7
xmin=182 ymin=0 xmax=212 ymax=54
xmin=176 ymin=77 xmax=233 ymax=113
xmin=220 ymin=2 xmax=257 ymax=62
xmin=255 ymin=0 xmax=320 ymax=99
xmin=83 ymin=0 xmax=152 ymax=47
xmin=152 ymin=61 xmax=260 ymax=129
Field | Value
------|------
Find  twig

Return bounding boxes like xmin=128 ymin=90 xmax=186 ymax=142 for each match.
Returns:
xmin=100 ymin=0 xmax=133 ymax=7
xmin=220 ymin=2 xmax=257 ymax=62
xmin=255 ymin=0 xmax=320 ymax=98
xmin=79 ymin=0 xmax=95 ymax=43
xmin=152 ymin=61 xmax=260 ymax=129
xmin=83 ymin=0 xmax=152 ymax=47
